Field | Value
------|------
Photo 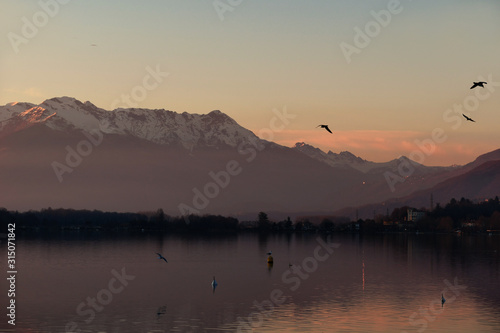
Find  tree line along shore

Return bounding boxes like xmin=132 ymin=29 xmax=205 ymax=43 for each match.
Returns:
xmin=1 ymin=197 xmax=499 ymax=234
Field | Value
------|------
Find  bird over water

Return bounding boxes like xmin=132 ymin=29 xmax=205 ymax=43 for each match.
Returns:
xmin=156 ymin=253 xmax=168 ymax=263
xmin=212 ymin=276 xmax=218 ymax=293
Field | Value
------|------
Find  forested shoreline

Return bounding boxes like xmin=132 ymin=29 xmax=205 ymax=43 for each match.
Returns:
xmin=1 ymin=197 xmax=499 ymax=234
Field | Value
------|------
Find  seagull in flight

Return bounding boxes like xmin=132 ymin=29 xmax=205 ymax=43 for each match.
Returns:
xmin=462 ymin=114 xmax=475 ymax=122
xmin=156 ymin=253 xmax=168 ymax=263
xmin=317 ymin=124 xmax=332 ymax=134
xmin=470 ymin=81 xmax=487 ymax=89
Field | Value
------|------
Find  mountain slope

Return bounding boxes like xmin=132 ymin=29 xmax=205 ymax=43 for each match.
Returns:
xmin=0 ymin=122 xmax=366 ymax=214
xmin=1 ymin=97 xmax=264 ymax=150
xmin=0 ymin=98 xmax=367 ymax=215
xmin=0 ymin=97 xmax=498 ymax=218
xmin=292 ymin=141 xmax=461 ymax=200
xmin=334 ymin=159 xmax=500 ymax=219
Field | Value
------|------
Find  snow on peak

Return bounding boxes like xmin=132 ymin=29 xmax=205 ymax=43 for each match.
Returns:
xmin=19 ymin=106 xmax=56 ymax=123
xmin=43 ymin=96 xmax=80 ymax=105
xmin=328 ymin=150 xmax=367 ymax=164
xmin=293 ymin=142 xmax=434 ymax=174
xmin=293 ymin=142 xmax=390 ymax=173
xmin=0 ymin=101 xmax=36 ymax=122
xmin=37 ymin=97 xmax=104 ymax=132
xmin=0 ymin=97 xmax=263 ymax=150
xmin=0 ymin=105 xmax=56 ymax=134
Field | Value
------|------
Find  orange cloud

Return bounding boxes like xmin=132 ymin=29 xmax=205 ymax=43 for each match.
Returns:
xmin=261 ymin=129 xmax=497 ymax=166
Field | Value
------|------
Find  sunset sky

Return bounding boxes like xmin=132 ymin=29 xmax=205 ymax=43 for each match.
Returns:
xmin=1 ymin=0 xmax=499 ymax=165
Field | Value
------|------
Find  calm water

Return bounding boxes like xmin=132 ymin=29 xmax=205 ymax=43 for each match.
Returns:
xmin=2 ymin=231 xmax=499 ymax=332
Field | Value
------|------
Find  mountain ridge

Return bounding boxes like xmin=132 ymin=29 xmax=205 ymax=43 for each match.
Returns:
xmin=333 ymin=158 xmax=500 ymax=220
xmin=1 ymin=97 xmax=265 ymax=150
xmin=1 ymin=97 xmax=498 ymax=218
xmin=1 ymin=97 xmax=478 ymax=168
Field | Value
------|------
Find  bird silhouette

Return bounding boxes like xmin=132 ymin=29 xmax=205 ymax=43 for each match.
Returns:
xmin=442 ymin=294 xmax=446 ymax=307
xmin=317 ymin=124 xmax=332 ymax=134
xmin=462 ymin=114 xmax=475 ymax=122
xmin=156 ymin=305 xmax=167 ymax=319
xmin=212 ymin=276 xmax=218 ymax=293
xmin=156 ymin=253 xmax=168 ymax=263
xmin=470 ymin=81 xmax=487 ymax=89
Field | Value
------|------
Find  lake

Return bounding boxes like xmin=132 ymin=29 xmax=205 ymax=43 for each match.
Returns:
xmin=2 ymin=231 xmax=500 ymax=332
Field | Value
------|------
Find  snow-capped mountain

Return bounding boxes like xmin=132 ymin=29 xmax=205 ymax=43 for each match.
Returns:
xmin=0 ymin=97 xmax=498 ymax=218
xmin=292 ymin=142 xmax=455 ymax=175
xmin=1 ymin=97 xmax=263 ymax=149
xmin=293 ymin=142 xmax=375 ymax=172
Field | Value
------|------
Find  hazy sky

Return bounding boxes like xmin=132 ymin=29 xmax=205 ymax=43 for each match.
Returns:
xmin=1 ymin=0 xmax=499 ymax=165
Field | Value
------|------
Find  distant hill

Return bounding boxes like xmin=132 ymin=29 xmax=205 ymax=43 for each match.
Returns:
xmin=0 ymin=97 xmax=498 ymax=219
xmin=334 ymin=159 xmax=500 ymax=220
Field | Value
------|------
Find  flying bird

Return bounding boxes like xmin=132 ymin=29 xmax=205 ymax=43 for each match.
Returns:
xmin=470 ymin=81 xmax=487 ymax=89
xmin=156 ymin=253 xmax=168 ymax=263
xmin=462 ymin=114 xmax=475 ymax=122
xmin=317 ymin=124 xmax=332 ymax=134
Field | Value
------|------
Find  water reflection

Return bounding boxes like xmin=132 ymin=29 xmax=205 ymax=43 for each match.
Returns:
xmin=5 ymin=231 xmax=500 ymax=332
xmin=156 ymin=305 xmax=166 ymax=319
xmin=212 ymin=276 xmax=218 ymax=293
